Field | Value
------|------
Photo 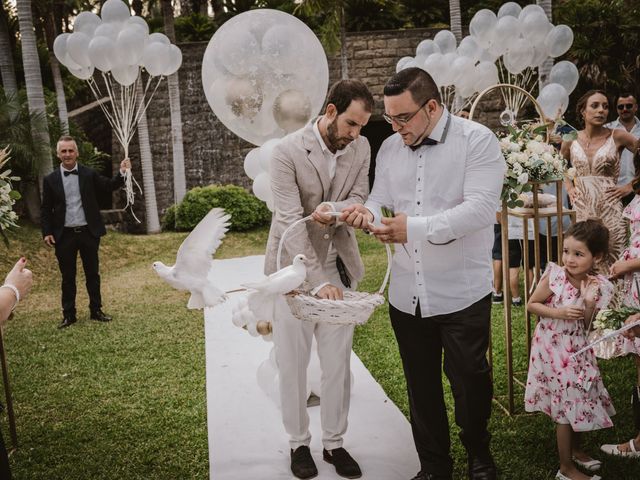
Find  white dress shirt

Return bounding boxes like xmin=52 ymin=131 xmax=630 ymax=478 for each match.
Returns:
xmin=60 ymin=164 xmax=87 ymax=227
xmin=366 ymin=109 xmax=506 ymax=317
xmin=606 ymin=117 xmax=640 ymax=186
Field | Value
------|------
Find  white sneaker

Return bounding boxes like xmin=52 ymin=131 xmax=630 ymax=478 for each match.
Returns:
xmin=571 ymin=456 xmax=601 ymax=471
xmin=556 ymin=471 xmax=601 ymax=480
xmin=601 ymin=439 xmax=640 ymax=458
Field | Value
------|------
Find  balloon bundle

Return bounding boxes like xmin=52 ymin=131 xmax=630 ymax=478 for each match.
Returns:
xmin=201 ymin=9 xmax=329 ymax=212
xmin=398 ymin=2 xmax=575 ymax=124
xmin=53 ymin=0 xmax=182 ymax=219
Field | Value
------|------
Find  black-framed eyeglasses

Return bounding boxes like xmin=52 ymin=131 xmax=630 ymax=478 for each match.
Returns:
xmin=383 ymin=98 xmax=430 ymax=126
xmin=617 ymin=103 xmax=635 ymax=110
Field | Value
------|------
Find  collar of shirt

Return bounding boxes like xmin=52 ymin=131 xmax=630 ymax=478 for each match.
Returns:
xmin=608 ymin=116 xmax=640 ymax=134
xmin=407 ymin=107 xmax=451 ymax=149
xmin=60 ymin=164 xmax=78 ymax=175
xmin=312 ymin=118 xmax=348 ymax=160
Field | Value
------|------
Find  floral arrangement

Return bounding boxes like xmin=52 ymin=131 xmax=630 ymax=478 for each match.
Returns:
xmin=592 ymin=306 xmax=640 ymax=334
xmin=499 ymin=123 xmax=567 ymax=208
xmin=0 ymin=147 xmax=21 ymax=246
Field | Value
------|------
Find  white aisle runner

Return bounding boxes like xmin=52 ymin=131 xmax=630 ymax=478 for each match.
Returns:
xmin=205 ymin=256 xmax=419 ymax=479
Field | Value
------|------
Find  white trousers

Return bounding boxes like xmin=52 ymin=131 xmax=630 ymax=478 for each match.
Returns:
xmin=273 ymin=247 xmax=355 ymax=450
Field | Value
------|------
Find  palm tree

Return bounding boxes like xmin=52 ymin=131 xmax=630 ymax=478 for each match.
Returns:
xmin=449 ymin=0 xmax=462 ymax=43
xmin=135 ymin=80 xmax=161 ymax=233
xmin=296 ymin=0 xmax=349 ymax=79
xmin=16 ymin=0 xmax=53 ymax=224
xmin=162 ymin=0 xmax=187 ymax=204
xmin=537 ymin=0 xmax=553 ymax=90
xmin=42 ymin=9 xmax=69 ymax=133
xmin=0 ymin=2 xmax=18 ymax=98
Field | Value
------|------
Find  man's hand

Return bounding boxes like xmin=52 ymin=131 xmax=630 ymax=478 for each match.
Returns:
xmin=370 ymin=213 xmax=408 ymax=244
xmin=316 ymin=284 xmax=343 ymax=300
xmin=120 ymin=157 xmax=131 ymax=173
xmin=623 ymin=313 xmax=640 ymax=340
xmin=4 ymin=257 xmax=33 ymax=300
xmin=340 ymin=204 xmax=373 ymax=229
xmin=311 ymin=203 xmax=336 ymax=226
xmin=43 ymin=235 xmax=55 ymax=247
xmin=606 ymin=182 xmax=633 ymax=201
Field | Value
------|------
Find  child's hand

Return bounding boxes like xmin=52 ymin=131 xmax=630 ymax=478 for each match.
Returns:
xmin=609 ymin=260 xmax=630 ymax=280
xmin=580 ymin=276 xmax=600 ymax=306
xmin=558 ymin=305 xmax=585 ymax=321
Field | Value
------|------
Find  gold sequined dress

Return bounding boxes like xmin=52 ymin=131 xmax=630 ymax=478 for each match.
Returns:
xmin=570 ymin=134 xmax=625 ymax=273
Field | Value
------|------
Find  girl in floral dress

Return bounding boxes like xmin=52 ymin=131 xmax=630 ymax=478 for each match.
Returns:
xmin=525 ymin=220 xmax=615 ymax=480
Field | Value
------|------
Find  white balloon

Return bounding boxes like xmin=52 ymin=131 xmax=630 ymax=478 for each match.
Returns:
xmin=163 ymin=45 xmax=183 ymax=76
xmin=549 ymin=61 xmax=579 ymax=94
xmin=53 ymin=33 xmax=70 ymax=66
xmin=423 ymin=53 xmax=444 ymax=85
xmin=545 ymin=25 xmax=574 ymax=58
xmin=116 ymin=26 xmax=147 ymax=66
xmin=396 ymin=56 xmax=414 ymax=72
xmin=477 ymin=48 xmax=498 ymax=64
xmin=142 ymin=42 xmax=169 ymax=76
xmin=530 ymin=40 xmax=550 ymax=68
xmin=111 ymin=65 xmax=139 ymax=86
xmin=262 ymin=25 xmax=299 ymax=74
xmin=497 ymin=2 xmax=522 ymax=19
xmin=495 ymin=16 xmax=521 ymax=45
xmin=147 ymin=32 xmax=171 ymax=45
xmin=88 ymin=36 xmax=117 ymax=72
xmin=399 ymin=58 xmax=417 ymax=72
xmin=74 ymin=12 xmax=101 ymax=36
xmin=125 ymin=16 xmax=149 ymax=35
xmin=415 ymin=39 xmax=441 ymax=61
xmin=434 ymin=30 xmax=457 ymax=54
xmin=252 ymin=172 xmax=272 ymax=202
xmin=537 ymin=83 xmax=569 ymax=120
xmin=69 ymin=65 xmax=94 ymax=80
xmin=218 ymin=29 xmax=260 ymax=76
xmin=451 ymin=56 xmax=475 ymax=86
xmin=94 ymin=23 xmax=120 ymax=41
xmin=67 ymin=32 xmax=92 ymax=68
xmin=101 ymin=0 xmax=131 ymax=23
xmin=475 ymin=61 xmax=499 ymax=92
xmin=244 ymin=148 xmax=262 ymax=180
xmin=521 ymin=11 xmax=552 ymax=45
xmin=518 ymin=4 xmax=546 ymax=21
xmin=259 ymin=138 xmax=280 ymax=172
xmin=438 ymin=52 xmax=458 ymax=86
xmin=504 ymin=38 xmax=534 ymax=74
xmin=470 ymin=9 xmax=497 ymax=48
xmin=456 ymin=36 xmax=481 ymax=62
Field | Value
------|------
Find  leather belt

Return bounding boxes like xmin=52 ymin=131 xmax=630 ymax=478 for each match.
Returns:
xmin=64 ymin=226 xmax=88 ymax=233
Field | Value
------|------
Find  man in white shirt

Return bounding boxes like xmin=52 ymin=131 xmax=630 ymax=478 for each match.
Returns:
xmin=341 ymin=68 xmax=505 ymax=480
xmin=605 ymin=92 xmax=640 ymax=205
xmin=264 ymin=80 xmax=373 ymax=479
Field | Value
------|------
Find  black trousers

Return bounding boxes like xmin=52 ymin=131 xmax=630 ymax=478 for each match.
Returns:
xmin=54 ymin=227 xmax=102 ymax=317
xmin=390 ymin=295 xmax=493 ymax=477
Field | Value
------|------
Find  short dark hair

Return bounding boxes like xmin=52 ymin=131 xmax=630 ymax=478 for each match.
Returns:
xmin=616 ymin=91 xmax=637 ymax=102
xmin=325 ymin=79 xmax=374 ymax=115
xmin=383 ymin=67 xmax=441 ymax=104
xmin=575 ymin=89 xmax=608 ymax=127
xmin=564 ymin=219 xmax=609 ymax=258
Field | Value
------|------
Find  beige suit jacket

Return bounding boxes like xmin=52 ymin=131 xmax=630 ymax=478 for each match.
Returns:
xmin=264 ymin=121 xmax=371 ymax=290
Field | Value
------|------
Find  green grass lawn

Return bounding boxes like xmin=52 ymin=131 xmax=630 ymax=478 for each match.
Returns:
xmin=1 ymin=223 xmax=639 ymax=479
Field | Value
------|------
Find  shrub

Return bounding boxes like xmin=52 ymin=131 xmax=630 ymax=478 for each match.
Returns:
xmin=174 ymin=184 xmax=271 ymax=232
xmin=161 ymin=204 xmax=178 ymax=231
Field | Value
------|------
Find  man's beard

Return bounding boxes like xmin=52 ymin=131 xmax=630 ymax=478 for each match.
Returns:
xmin=327 ymin=119 xmax=351 ymax=151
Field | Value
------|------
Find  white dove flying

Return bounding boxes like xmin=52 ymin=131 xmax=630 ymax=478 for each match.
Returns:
xmin=153 ymin=208 xmax=231 ymax=309
xmin=242 ymin=254 xmax=308 ymax=295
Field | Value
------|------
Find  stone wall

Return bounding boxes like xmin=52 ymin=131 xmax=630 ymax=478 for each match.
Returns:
xmin=89 ymin=27 xmax=502 ymax=231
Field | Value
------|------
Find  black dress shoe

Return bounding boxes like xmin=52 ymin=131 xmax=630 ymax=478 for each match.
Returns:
xmin=290 ymin=446 xmax=317 ymax=479
xmin=323 ymin=447 xmax=362 ymax=479
xmin=468 ymin=454 xmax=497 ymax=480
xmin=58 ymin=316 xmax=77 ymax=329
xmin=411 ymin=472 xmax=452 ymax=480
xmin=90 ymin=310 xmax=112 ymax=322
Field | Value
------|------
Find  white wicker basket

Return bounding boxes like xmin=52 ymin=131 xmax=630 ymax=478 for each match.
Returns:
xmin=277 ymin=214 xmax=391 ymax=325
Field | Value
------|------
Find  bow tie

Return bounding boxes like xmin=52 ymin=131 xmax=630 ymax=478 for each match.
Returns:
xmin=409 ymin=137 xmax=438 ymax=151
xmin=63 ymin=170 xmax=78 ymax=176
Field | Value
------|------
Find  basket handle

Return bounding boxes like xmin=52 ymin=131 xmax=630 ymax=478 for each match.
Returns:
xmin=276 ymin=214 xmax=392 ymax=295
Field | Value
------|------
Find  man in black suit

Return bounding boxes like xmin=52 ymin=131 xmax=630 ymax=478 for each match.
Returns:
xmin=41 ymin=135 xmax=130 ymax=329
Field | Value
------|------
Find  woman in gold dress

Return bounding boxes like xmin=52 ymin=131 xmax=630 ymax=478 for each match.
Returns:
xmin=562 ymin=90 xmax=639 ymax=273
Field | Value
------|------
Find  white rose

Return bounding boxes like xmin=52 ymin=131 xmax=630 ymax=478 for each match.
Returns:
xmin=509 ymin=142 xmax=521 ymax=152
xmin=512 ymin=162 xmax=523 ymax=174
xmin=517 ymin=172 xmax=529 ymax=185
xmin=527 ymin=141 xmax=545 ymax=155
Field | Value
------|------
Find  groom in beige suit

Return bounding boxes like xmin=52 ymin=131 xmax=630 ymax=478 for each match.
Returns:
xmin=264 ymin=79 xmax=374 ymax=479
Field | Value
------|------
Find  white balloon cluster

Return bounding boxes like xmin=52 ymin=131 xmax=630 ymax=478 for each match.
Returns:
xmin=397 ymin=2 xmax=576 ymax=120
xmin=53 ymin=0 xmax=182 ymax=85
xmin=202 ymin=9 xmax=328 ymax=147
xmin=244 ymin=139 xmax=280 ymax=211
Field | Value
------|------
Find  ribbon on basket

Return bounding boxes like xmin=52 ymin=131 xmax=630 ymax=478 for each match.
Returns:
xmin=571 ymin=318 xmax=640 ymax=359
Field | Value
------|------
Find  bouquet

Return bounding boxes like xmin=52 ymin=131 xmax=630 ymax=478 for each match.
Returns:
xmin=0 ymin=147 xmax=21 ymax=246
xmin=592 ymin=307 xmax=640 ymax=334
xmin=499 ymin=123 xmax=567 ymax=209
